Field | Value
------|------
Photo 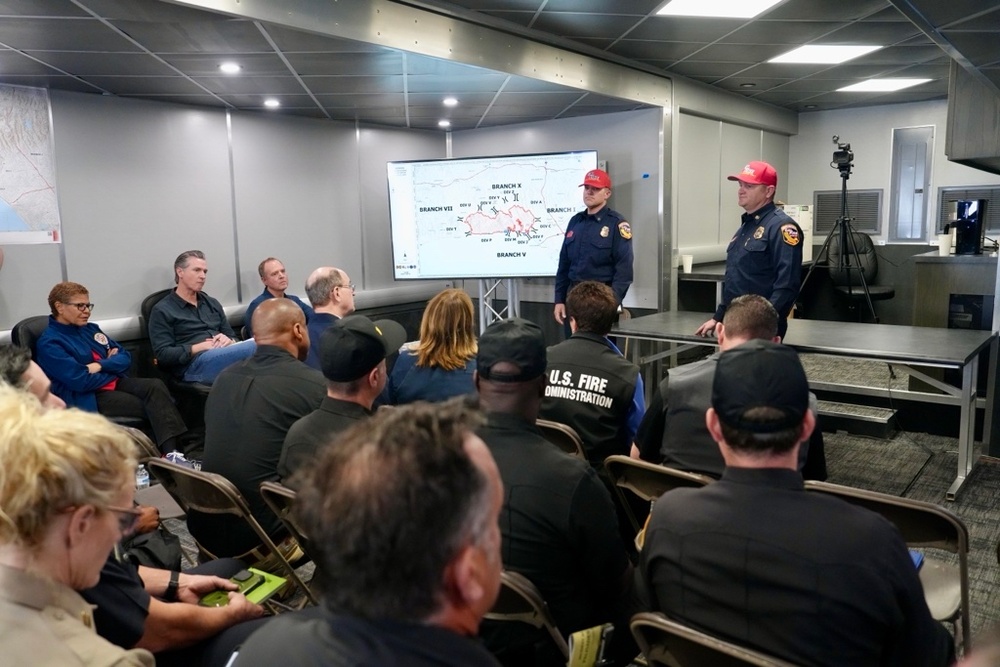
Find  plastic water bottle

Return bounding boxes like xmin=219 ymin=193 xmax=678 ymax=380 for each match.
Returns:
xmin=135 ymin=464 xmax=150 ymax=490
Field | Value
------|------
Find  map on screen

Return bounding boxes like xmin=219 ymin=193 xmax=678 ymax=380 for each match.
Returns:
xmin=388 ymin=150 xmax=597 ymax=279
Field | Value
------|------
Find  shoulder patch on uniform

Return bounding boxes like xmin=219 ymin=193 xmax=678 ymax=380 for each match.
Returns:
xmin=618 ymin=221 xmax=632 ymax=240
xmin=780 ymin=223 xmax=800 ymax=247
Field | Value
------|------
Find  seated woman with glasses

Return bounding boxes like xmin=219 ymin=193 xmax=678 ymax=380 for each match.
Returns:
xmin=0 ymin=385 xmax=154 ymax=666
xmin=35 ymin=281 xmax=187 ymax=454
xmin=382 ymin=288 xmax=477 ymax=405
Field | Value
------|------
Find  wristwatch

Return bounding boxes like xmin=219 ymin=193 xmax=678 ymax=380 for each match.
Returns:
xmin=164 ymin=570 xmax=179 ymax=601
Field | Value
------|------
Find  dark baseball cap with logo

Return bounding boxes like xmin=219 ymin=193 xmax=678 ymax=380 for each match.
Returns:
xmin=477 ymin=318 xmax=547 ymax=383
xmin=711 ymin=340 xmax=808 ymax=433
xmin=319 ymin=315 xmax=407 ymax=382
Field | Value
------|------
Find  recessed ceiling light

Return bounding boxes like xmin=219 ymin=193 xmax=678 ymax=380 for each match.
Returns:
xmin=263 ymin=98 xmax=281 ymax=108
xmin=837 ymin=78 xmax=932 ymax=92
xmin=657 ymin=0 xmax=784 ymax=19
xmin=438 ymin=120 xmax=452 ymax=128
xmin=219 ymin=62 xmax=242 ymax=74
xmin=739 ymin=83 xmax=756 ymax=88
xmin=769 ymin=45 xmax=882 ymax=64
xmin=804 ymin=104 xmax=818 ymax=109
xmin=443 ymin=97 xmax=458 ymax=107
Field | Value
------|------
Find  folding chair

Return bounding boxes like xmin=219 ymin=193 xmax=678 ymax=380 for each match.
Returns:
xmin=804 ymin=480 xmax=971 ymax=653
xmin=119 ymin=425 xmax=160 ymax=462
xmin=259 ymin=481 xmax=318 ymax=599
xmin=146 ymin=459 xmax=317 ymax=606
xmin=603 ymin=455 xmax=713 ymax=533
xmin=630 ymin=612 xmax=798 ymax=667
xmin=536 ymin=418 xmax=586 ymax=459
xmin=484 ymin=570 xmax=569 ymax=662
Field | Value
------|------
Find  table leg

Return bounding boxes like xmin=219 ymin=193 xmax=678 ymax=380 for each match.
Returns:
xmin=947 ymin=359 xmax=978 ymax=500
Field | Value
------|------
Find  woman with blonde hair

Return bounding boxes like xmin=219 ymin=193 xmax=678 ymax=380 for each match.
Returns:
xmin=383 ymin=288 xmax=478 ymax=404
xmin=0 ymin=385 xmax=153 ymax=666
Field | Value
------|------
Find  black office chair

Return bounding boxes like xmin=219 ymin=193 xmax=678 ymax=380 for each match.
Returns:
xmin=140 ymin=288 xmax=211 ymax=448
xmin=825 ymin=231 xmax=894 ymax=321
xmin=11 ymin=315 xmax=146 ymax=429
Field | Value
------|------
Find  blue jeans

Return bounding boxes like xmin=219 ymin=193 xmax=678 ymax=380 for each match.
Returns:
xmin=182 ymin=339 xmax=256 ymax=384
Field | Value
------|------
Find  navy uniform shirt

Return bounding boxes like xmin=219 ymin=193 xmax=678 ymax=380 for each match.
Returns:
xmin=554 ymin=205 xmax=633 ymax=304
xmin=715 ymin=201 xmax=802 ymax=332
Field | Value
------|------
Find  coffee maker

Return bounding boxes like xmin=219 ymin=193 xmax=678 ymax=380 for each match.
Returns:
xmin=949 ymin=199 xmax=987 ymax=255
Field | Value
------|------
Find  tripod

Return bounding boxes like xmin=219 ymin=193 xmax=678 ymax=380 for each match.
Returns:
xmin=800 ymin=166 xmax=880 ymax=324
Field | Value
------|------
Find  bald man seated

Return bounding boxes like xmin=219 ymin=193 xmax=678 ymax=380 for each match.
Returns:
xmin=189 ymin=299 xmax=326 ymax=559
xmin=303 ymin=266 xmax=357 ymax=370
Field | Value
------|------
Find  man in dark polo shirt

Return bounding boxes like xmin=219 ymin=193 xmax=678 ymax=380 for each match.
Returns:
xmin=279 ymin=314 xmax=405 ymax=482
xmin=474 ymin=318 xmax=637 ymax=666
xmin=189 ymin=299 xmax=325 ymax=558
xmin=148 ymin=250 xmax=255 ymax=384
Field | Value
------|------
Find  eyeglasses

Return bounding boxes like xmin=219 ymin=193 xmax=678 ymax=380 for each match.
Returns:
xmin=62 ymin=302 xmax=95 ymax=312
xmin=335 ymin=283 xmax=356 ymax=293
xmin=105 ymin=505 xmax=144 ymax=535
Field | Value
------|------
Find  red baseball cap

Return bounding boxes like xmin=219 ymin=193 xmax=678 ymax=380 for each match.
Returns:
xmin=580 ymin=169 xmax=612 ymax=189
xmin=727 ymin=161 xmax=778 ymax=187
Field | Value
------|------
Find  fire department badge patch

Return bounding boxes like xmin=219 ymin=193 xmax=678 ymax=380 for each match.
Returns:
xmin=781 ymin=223 xmax=800 ymax=246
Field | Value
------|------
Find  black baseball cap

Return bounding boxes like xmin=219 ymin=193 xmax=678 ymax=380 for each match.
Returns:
xmin=319 ymin=315 xmax=407 ymax=382
xmin=477 ymin=318 xmax=547 ymax=383
xmin=711 ymin=340 xmax=809 ymax=433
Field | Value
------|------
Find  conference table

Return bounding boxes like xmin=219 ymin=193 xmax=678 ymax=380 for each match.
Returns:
xmin=612 ymin=311 xmax=998 ymax=500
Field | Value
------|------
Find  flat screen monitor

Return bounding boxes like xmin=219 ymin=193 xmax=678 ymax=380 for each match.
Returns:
xmin=387 ymin=150 xmax=598 ymax=280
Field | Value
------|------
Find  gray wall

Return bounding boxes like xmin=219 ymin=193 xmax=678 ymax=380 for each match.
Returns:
xmin=451 ymin=108 xmax=665 ymax=310
xmin=0 ymin=89 xmax=448 ymax=333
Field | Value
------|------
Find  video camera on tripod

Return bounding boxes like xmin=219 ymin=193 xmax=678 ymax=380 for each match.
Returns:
xmin=831 ymin=136 xmax=854 ymax=177
xmin=799 ymin=135 xmax=884 ymax=323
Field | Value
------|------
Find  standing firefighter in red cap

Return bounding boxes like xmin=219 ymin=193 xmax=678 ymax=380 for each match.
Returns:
xmin=554 ymin=169 xmax=633 ymax=335
xmin=696 ymin=161 xmax=803 ymax=339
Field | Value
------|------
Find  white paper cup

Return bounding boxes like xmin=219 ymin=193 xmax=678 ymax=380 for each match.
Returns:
xmin=682 ymin=254 xmax=694 ymax=273
xmin=938 ymin=233 xmax=951 ymax=256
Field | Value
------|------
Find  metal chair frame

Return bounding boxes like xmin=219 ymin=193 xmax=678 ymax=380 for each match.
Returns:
xmin=146 ymin=459 xmax=317 ymax=606
xmin=603 ymin=455 xmax=713 ymax=533
xmin=630 ymin=612 xmax=798 ymax=667
xmin=485 ymin=570 xmax=569 ymax=661
xmin=804 ymin=480 xmax=971 ymax=653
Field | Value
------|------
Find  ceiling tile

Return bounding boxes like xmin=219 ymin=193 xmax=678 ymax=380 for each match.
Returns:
xmin=0 ymin=74 xmax=102 ymax=93
xmin=0 ymin=50 xmax=69 ymax=75
xmin=478 ymin=11 xmax=536 ymax=28
xmin=81 ymin=75 xmax=210 ymax=95
xmin=284 ymin=51 xmax=403 ymax=77
xmin=530 ymin=12 xmax=643 ymax=40
xmin=764 ymin=0 xmax=893 ymax=21
xmin=300 ymin=76 xmax=405 ymax=95
xmin=160 ymin=52 xmax=290 ymax=76
xmin=606 ymin=40 xmax=703 ymax=61
xmin=819 ymin=20 xmax=923 ymax=43
xmin=680 ymin=43 xmax=789 ymax=62
xmin=714 ymin=77 xmax=794 ymax=92
xmin=128 ymin=93 xmax=230 ymax=107
xmin=943 ymin=8 xmax=1000 ymax=31
xmin=543 ymin=0 xmax=661 ymax=13
xmin=406 ymin=73 xmax=510 ymax=93
xmin=29 ymin=51 xmax=181 ymax=76
xmin=77 ymin=0 xmax=230 ymax=22
xmin=720 ymin=21 xmax=847 ymax=45
xmin=193 ymin=75 xmax=308 ymax=96
xmin=893 ymin=0 xmax=999 ymax=29
xmin=738 ymin=62 xmax=843 ymax=78
xmin=849 ymin=44 xmax=946 ymax=64
xmin=945 ymin=32 xmax=1000 ymax=67
xmin=668 ymin=61 xmax=757 ymax=78
xmin=0 ymin=17 xmax=138 ymax=51
xmin=625 ymin=17 xmax=744 ymax=42
xmin=112 ymin=17 xmax=269 ymax=53
xmin=0 ymin=0 xmax=89 ymax=17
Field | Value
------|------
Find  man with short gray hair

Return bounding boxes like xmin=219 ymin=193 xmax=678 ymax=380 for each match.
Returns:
xmin=234 ymin=400 xmax=504 ymax=666
xmin=303 ymin=266 xmax=356 ymax=370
